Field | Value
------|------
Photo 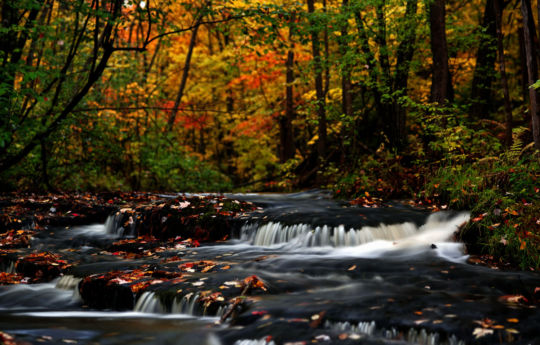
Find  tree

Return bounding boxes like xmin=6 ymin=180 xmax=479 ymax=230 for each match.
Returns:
xmin=493 ymin=0 xmax=512 ymax=146
xmin=168 ymin=1 xmax=211 ymax=131
xmin=280 ymin=13 xmax=296 ymax=163
xmin=428 ymin=0 xmax=453 ymax=104
xmin=470 ymin=0 xmax=497 ymax=118
xmin=521 ymin=0 xmax=540 ymax=150
xmin=307 ymin=0 xmax=327 ymax=161
xmin=0 ymin=0 xmax=168 ymax=174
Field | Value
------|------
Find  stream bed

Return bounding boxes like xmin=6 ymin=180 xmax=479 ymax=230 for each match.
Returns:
xmin=0 ymin=192 xmax=538 ymax=345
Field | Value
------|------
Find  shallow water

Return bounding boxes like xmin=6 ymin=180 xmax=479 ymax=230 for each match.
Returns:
xmin=1 ymin=192 xmax=538 ymax=345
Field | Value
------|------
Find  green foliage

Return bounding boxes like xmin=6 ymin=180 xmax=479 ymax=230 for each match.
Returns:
xmin=422 ymin=142 xmax=539 ymax=269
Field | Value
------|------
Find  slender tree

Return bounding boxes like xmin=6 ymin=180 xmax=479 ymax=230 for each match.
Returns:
xmin=493 ymin=0 xmax=512 ymax=146
xmin=168 ymin=2 xmax=211 ymax=131
xmin=340 ymin=0 xmax=353 ymax=120
xmin=307 ymin=0 xmax=327 ymax=160
xmin=470 ymin=0 xmax=498 ymax=118
xmin=280 ymin=14 xmax=296 ymax=163
xmin=521 ymin=0 xmax=540 ymax=149
xmin=428 ymin=0 xmax=453 ymax=104
xmin=392 ymin=0 xmax=419 ymax=147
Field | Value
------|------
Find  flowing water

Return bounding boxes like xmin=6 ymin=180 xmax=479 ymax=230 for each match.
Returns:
xmin=0 ymin=192 xmax=538 ymax=345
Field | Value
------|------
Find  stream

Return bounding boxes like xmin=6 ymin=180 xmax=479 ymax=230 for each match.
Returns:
xmin=0 ymin=192 xmax=538 ymax=345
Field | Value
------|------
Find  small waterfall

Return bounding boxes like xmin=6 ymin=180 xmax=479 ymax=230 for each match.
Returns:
xmin=240 ymin=212 xmax=469 ymax=248
xmin=55 ymin=275 xmax=82 ymax=290
xmin=105 ymin=213 xmax=136 ymax=238
xmin=171 ymin=293 xmax=201 ymax=315
xmin=242 ymin=221 xmax=417 ymax=247
xmin=326 ymin=320 xmax=376 ymax=335
xmin=0 ymin=260 xmax=16 ymax=274
xmin=324 ymin=320 xmax=465 ymax=345
xmin=233 ymin=339 xmax=276 ymax=345
xmin=133 ymin=291 xmax=165 ymax=313
xmin=132 ymin=291 xmax=221 ymax=316
xmin=55 ymin=275 xmax=83 ymax=303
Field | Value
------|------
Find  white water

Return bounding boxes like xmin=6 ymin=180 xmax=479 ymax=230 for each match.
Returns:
xmin=105 ymin=213 xmax=136 ymax=237
xmin=171 ymin=293 xmax=201 ymax=315
xmin=132 ymin=291 xmax=210 ymax=316
xmin=133 ymin=291 xmax=166 ymax=313
xmin=325 ymin=320 xmax=465 ymax=345
xmin=16 ymin=310 xmax=201 ymax=319
xmin=0 ymin=280 xmax=77 ymax=310
xmin=241 ymin=213 xmax=469 ymax=255
xmin=55 ymin=275 xmax=82 ymax=290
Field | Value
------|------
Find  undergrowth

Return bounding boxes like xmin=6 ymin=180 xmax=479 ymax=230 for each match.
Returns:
xmin=332 ymin=110 xmax=540 ymax=270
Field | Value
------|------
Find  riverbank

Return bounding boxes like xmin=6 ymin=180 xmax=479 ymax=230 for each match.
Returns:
xmin=333 ymin=151 xmax=539 ymax=271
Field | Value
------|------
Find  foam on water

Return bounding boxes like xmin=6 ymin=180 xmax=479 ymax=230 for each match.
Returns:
xmin=239 ymin=212 xmax=470 ymax=261
xmin=105 ymin=213 xmax=136 ymax=238
xmin=0 ymin=281 xmax=78 ymax=310
xmin=325 ymin=320 xmax=465 ymax=345
xmin=133 ymin=291 xmax=166 ymax=313
xmin=132 ymin=290 xmax=223 ymax=317
xmin=15 ymin=310 xmax=201 ymax=319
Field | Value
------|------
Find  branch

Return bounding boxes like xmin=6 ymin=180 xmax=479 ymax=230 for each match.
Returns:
xmin=72 ymin=106 xmax=233 ymax=114
xmin=112 ymin=15 xmax=247 ymax=52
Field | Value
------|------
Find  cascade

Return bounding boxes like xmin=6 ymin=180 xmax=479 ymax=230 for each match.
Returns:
xmin=105 ymin=213 xmax=136 ymax=237
xmin=324 ymin=320 xmax=465 ymax=345
xmin=233 ymin=340 xmax=276 ymax=345
xmin=134 ymin=291 xmax=165 ymax=313
xmin=55 ymin=275 xmax=82 ymax=290
xmin=240 ymin=212 xmax=469 ymax=248
xmin=171 ymin=293 xmax=201 ymax=315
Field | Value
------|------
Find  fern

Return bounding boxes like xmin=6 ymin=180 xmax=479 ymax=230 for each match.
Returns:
xmin=507 ymin=127 xmax=527 ymax=162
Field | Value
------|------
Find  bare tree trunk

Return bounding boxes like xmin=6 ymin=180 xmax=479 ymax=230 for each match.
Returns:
xmin=428 ymin=0 xmax=453 ymax=104
xmin=323 ymin=0 xmax=330 ymax=96
xmin=167 ymin=18 xmax=202 ymax=131
xmin=340 ymin=0 xmax=353 ymax=119
xmin=391 ymin=0 xmax=418 ymax=148
xmin=521 ymin=0 xmax=540 ymax=150
xmin=470 ymin=0 xmax=497 ymax=118
xmin=280 ymin=25 xmax=296 ymax=163
xmin=307 ymin=0 xmax=327 ymax=160
xmin=493 ymin=0 xmax=512 ymax=147
xmin=519 ymin=27 xmax=530 ymax=104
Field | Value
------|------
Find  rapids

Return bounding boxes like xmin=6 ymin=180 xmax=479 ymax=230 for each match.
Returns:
xmin=0 ymin=192 xmax=538 ymax=345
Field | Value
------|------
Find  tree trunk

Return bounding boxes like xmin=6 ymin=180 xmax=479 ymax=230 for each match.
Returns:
xmin=521 ymin=0 xmax=540 ymax=150
xmin=428 ymin=0 xmax=453 ymax=104
xmin=519 ymin=27 xmax=530 ymax=104
xmin=323 ymin=0 xmax=330 ymax=96
xmin=280 ymin=32 xmax=296 ymax=163
xmin=167 ymin=18 xmax=202 ymax=131
xmin=340 ymin=0 xmax=353 ymax=119
xmin=391 ymin=0 xmax=418 ymax=148
xmin=307 ymin=0 xmax=327 ymax=160
xmin=470 ymin=0 xmax=497 ymax=118
xmin=493 ymin=0 xmax=512 ymax=147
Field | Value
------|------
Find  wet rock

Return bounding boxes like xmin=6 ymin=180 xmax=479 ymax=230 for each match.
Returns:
xmin=15 ymin=252 xmax=70 ymax=283
xmin=79 ymin=273 xmax=136 ymax=310
xmin=107 ymin=196 xmax=256 ymax=242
